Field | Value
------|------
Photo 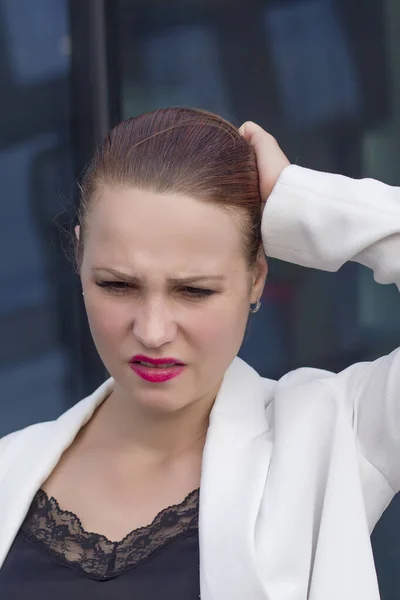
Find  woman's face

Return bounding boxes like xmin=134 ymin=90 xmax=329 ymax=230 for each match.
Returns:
xmin=79 ymin=186 xmax=267 ymax=413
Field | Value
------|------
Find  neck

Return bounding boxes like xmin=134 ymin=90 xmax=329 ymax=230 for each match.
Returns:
xmin=89 ymin=381 xmax=219 ymax=460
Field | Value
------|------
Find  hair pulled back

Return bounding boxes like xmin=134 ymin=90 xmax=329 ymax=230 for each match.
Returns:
xmin=77 ymin=108 xmax=262 ymax=269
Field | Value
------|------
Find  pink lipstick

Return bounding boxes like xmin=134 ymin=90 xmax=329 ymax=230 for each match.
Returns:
xmin=129 ymin=355 xmax=186 ymax=383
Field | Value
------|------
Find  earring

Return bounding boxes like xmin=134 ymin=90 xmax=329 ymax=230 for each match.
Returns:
xmin=250 ymin=298 xmax=261 ymax=313
xmin=82 ymin=292 xmax=85 ymax=297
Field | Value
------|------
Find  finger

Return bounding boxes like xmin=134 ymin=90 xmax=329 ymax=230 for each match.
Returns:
xmin=238 ymin=122 xmax=246 ymax=136
xmin=238 ymin=121 xmax=268 ymax=143
xmin=241 ymin=123 xmax=280 ymax=170
xmin=240 ymin=122 xmax=286 ymax=163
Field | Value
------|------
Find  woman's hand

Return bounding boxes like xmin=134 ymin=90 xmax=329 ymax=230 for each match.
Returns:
xmin=239 ymin=121 xmax=290 ymax=202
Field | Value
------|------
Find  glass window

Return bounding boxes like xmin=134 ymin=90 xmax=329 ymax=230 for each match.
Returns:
xmin=0 ymin=0 xmax=80 ymax=436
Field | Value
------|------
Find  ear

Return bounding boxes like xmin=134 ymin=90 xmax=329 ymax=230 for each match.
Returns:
xmin=250 ymin=250 xmax=268 ymax=304
xmin=75 ymin=225 xmax=80 ymax=241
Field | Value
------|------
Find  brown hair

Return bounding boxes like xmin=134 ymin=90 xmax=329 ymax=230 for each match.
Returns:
xmin=76 ymin=107 xmax=262 ymax=269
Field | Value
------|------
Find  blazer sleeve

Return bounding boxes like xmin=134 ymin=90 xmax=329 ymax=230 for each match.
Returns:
xmin=262 ymin=165 xmax=400 ymax=491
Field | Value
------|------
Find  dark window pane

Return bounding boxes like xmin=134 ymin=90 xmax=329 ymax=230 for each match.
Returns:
xmin=0 ymin=0 xmax=80 ymax=435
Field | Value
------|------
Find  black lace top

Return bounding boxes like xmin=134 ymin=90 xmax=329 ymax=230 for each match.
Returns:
xmin=0 ymin=488 xmax=200 ymax=599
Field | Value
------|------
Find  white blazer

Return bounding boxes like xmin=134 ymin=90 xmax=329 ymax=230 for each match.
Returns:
xmin=1 ymin=165 xmax=399 ymax=600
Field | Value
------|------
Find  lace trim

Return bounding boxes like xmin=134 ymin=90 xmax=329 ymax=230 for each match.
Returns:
xmin=20 ymin=487 xmax=199 ymax=580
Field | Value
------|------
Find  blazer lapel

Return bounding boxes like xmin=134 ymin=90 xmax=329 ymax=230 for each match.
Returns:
xmin=0 ymin=379 xmax=113 ymax=566
xmin=199 ymin=357 xmax=274 ymax=600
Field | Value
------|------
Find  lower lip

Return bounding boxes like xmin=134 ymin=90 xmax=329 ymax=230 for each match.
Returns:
xmin=129 ymin=363 xmax=186 ymax=383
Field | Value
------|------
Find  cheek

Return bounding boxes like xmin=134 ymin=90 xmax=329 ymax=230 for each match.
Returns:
xmin=85 ymin=295 xmax=130 ymax=346
xmin=189 ymin=301 xmax=249 ymax=356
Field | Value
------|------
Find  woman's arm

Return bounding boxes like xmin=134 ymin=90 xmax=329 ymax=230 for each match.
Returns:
xmin=242 ymin=121 xmax=400 ymax=491
xmin=240 ymin=120 xmax=400 ymax=286
xmin=265 ymin=164 xmax=400 ymax=492
xmin=263 ymin=165 xmax=400 ymax=287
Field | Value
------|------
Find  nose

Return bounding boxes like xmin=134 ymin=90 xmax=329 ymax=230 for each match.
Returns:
xmin=133 ymin=299 xmax=177 ymax=349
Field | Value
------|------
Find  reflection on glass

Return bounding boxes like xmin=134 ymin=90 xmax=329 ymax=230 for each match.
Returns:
xmin=123 ymin=23 xmax=231 ymax=118
xmin=0 ymin=0 xmax=76 ymax=436
xmin=264 ymin=0 xmax=363 ymax=129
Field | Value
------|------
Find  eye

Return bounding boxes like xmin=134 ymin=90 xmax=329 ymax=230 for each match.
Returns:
xmin=95 ymin=281 xmax=135 ymax=295
xmin=180 ymin=286 xmax=216 ymax=299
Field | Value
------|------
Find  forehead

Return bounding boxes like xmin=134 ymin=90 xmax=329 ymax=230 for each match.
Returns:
xmin=83 ymin=186 xmax=244 ymax=274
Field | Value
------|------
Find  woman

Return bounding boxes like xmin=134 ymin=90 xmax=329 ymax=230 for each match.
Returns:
xmin=0 ymin=108 xmax=398 ymax=600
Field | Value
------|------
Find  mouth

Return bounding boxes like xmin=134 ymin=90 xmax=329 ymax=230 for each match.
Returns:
xmin=130 ymin=355 xmax=185 ymax=368
xmin=129 ymin=356 xmax=186 ymax=383
xmin=131 ymin=360 xmax=182 ymax=369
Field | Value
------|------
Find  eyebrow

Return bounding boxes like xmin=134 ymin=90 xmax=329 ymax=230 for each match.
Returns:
xmin=91 ymin=267 xmax=227 ymax=285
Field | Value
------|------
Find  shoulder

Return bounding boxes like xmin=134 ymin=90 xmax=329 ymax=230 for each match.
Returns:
xmin=0 ymin=377 xmax=114 ymax=460
xmin=259 ymin=364 xmax=334 ymax=396
xmin=265 ymin=356 xmax=389 ymax=421
xmin=276 ymin=366 xmax=333 ymax=388
xmin=261 ymin=364 xmax=342 ymax=413
xmin=0 ymin=420 xmax=54 ymax=469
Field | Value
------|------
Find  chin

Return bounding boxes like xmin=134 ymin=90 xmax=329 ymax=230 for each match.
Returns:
xmin=137 ymin=391 xmax=193 ymax=414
